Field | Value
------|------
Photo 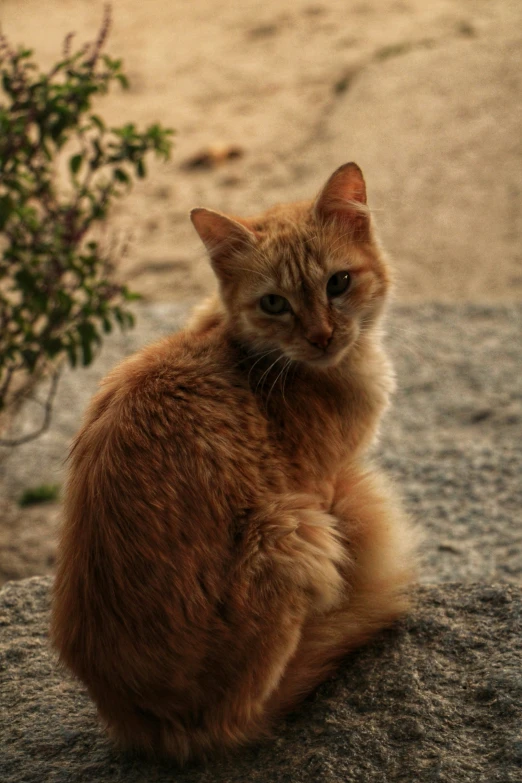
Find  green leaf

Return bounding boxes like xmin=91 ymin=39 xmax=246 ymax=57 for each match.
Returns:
xmin=90 ymin=114 xmax=105 ymax=132
xmin=136 ymin=159 xmax=146 ymax=178
xmin=113 ymin=167 xmax=129 ymax=184
xmin=76 ymin=321 xmax=100 ymax=366
xmin=89 ymin=139 xmax=104 ymax=170
xmin=66 ymin=341 xmax=78 ymax=368
xmin=91 ymin=201 xmax=107 ymax=220
xmin=0 ymin=195 xmax=13 ymax=230
xmin=21 ymin=348 xmax=39 ymax=373
xmin=15 ymin=268 xmax=37 ymax=294
xmin=116 ymin=73 xmax=129 ymax=89
xmin=113 ymin=307 xmax=124 ymax=327
xmin=19 ymin=483 xmax=60 ymax=507
xmin=78 ymin=333 xmax=93 ymax=366
xmin=122 ymin=288 xmax=141 ymax=302
xmin=69 ymin=153 xmax=83 ymax=175
xmin=43 ymin=336 xmax=63 ymax=358
xmin=114 ymin=308 xmax=135 ymax=329
xmin=56 ymin=290 xmax=73 ymax=316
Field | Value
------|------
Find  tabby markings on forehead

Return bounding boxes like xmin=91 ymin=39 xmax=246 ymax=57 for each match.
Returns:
xmin=274 ymin=243 xmax=325 ymax=293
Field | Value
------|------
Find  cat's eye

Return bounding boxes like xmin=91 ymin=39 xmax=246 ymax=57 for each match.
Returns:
xmin=259 ymin=294 xmax=291 ymax=315
xmin=326 ymin=271 xmax=351 ymax=298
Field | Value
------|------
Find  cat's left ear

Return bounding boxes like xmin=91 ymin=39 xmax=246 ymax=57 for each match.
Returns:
xmin=190 ymin=208 xmax=258 ymax=279
xmin=313 ymin=162 xmax=370 ymax=241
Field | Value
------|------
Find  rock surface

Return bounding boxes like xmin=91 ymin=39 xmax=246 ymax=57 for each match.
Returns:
xmin=1 ymin=577 xmax=521 ymax=783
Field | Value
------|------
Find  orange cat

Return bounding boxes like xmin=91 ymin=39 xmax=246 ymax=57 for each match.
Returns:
xmin=52 ymin=163 xmax=417 ymax=764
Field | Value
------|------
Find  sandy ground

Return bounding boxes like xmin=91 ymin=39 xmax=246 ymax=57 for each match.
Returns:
xmin=0 ymin=0 xmax=521 ymax=582
xmin=2 ymin=0 xmax=522 ymax=303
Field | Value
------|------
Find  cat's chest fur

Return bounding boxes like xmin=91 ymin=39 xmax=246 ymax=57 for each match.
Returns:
xmin=230 ymin=333 xmax=393 ymax=490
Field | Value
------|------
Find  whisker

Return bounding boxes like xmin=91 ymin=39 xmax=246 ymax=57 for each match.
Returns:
xmin=247 ymin=347 xmax=281 ymax=385
xmin=266 ymin=357 xmax=291 ymax=407
xmin=280 ymin=358 xmax=293 ymax=406
xmin=255 ymin=354 xmax=284 ymax=397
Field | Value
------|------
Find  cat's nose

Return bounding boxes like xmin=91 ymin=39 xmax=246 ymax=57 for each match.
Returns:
xmin=306 ymin=328 xmax=333 ymax=350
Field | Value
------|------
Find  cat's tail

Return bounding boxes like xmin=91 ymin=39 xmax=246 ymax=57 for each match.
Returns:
xmin=265 ymin=465 xmax=419 ymax=718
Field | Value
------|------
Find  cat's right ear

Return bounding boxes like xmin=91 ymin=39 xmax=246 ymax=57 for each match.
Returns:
xmin=313 ymin=162 xmax=370 ymax=241
xmin=190 ymin=208 xmax=258 ymax=279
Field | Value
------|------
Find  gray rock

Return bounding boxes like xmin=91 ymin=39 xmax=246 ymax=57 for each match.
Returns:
xmin=1 ymin=577 xmax=521 ymax=783
xmin=383 ymin=304 xmax=522 ymax=584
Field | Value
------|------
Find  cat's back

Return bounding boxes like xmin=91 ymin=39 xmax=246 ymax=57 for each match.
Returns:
xmin=70 ymin=324 xmax=271 ymax=499
xmin=54 ymin=326 xmax=282 ymax=703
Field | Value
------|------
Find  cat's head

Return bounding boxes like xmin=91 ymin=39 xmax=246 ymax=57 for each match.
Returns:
xmin=191 ymin=163 xmax=391 ymax=368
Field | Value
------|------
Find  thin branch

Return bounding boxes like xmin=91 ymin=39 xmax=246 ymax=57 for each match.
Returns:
xmin=86 ymin=4 xmax=112 ymax=66
xmin=0 ymin=365 xmax=15 ymax=404
xmin=62 ymin=32 xmax=75 ymax=59
xmin=0 ymin=365 xmax=62 ymax=447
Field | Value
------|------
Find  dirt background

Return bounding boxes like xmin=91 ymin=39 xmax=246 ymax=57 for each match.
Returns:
xmin=0 ymin=0 xmax=521 ymax=584
xmin=2 ymin=0 xmax=522 ymax=304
